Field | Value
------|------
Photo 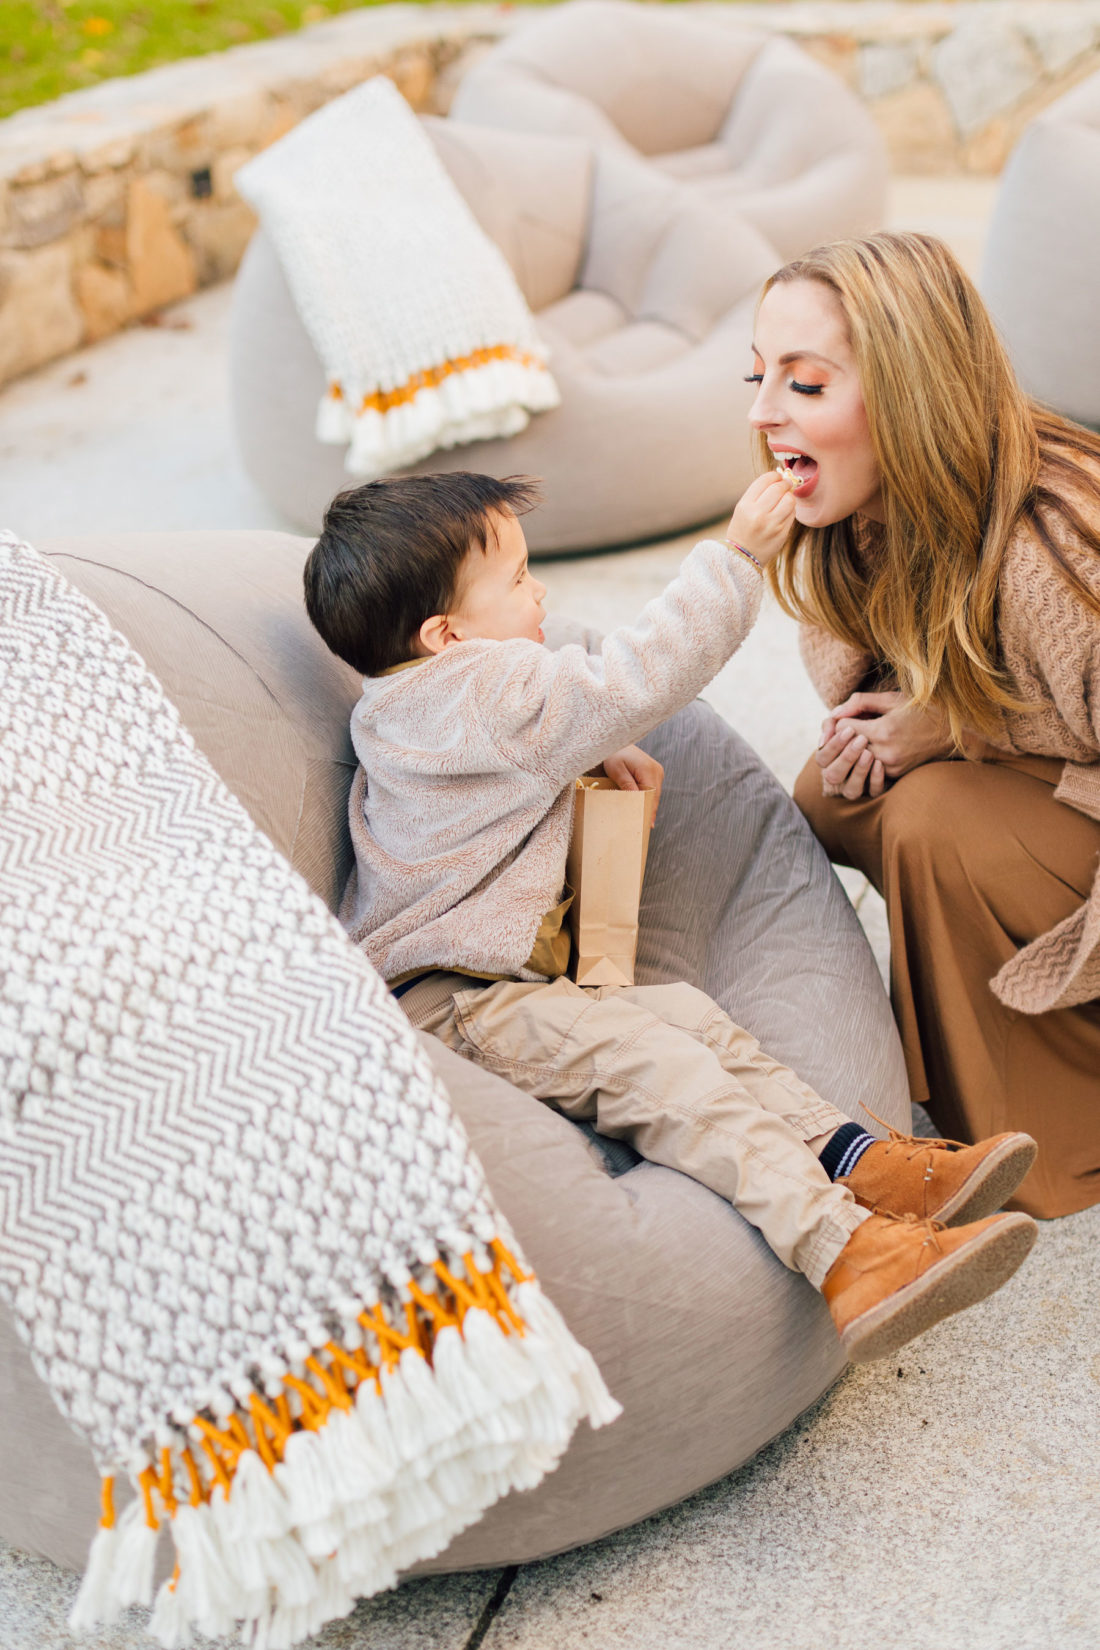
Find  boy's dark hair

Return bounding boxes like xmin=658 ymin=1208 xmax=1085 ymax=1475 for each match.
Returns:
xmin=303 ymin=472 xmax=542 ymax=676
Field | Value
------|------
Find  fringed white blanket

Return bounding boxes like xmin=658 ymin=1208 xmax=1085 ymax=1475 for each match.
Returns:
xmin=0 ymin=532 xmax=618 ymax=1649
xmin=235 ymin=77 xmax=561 ymax=479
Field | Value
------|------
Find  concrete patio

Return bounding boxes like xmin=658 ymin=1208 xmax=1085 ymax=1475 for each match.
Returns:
xmin=1 ymin=174 xmax=1099 ymax=1650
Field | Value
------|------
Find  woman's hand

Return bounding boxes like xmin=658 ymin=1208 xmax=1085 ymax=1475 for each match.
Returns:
xmin=603 ymin=745 xmax=664 ymax=824
xmin=725 ymin=468 xmax=800 ymax=568
xmin=815 ymin=691 xmax=955 ymax=799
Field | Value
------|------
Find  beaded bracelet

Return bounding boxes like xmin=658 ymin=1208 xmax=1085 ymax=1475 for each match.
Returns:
xmin=722 ymin=538 xmax=763 ymax=576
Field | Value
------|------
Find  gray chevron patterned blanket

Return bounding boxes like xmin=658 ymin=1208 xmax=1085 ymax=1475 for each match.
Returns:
xmin=0 ymin=533 xmax=618 ymax=1648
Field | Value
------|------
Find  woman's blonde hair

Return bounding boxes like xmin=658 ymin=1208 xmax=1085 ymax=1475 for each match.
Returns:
xmin=762 ymin=231 xmax=1100 ymax=741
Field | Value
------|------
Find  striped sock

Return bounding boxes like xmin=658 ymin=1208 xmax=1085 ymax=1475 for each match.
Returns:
xmin=818 ymin=1123 xmax=877 ymax=1182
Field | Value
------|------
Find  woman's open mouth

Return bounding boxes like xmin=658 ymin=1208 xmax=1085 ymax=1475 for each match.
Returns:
xmin=775 ymin=450 xmax=820 ymax=499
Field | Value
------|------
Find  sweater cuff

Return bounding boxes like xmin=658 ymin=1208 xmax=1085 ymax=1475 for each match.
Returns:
xmin=695 ymin=538 xmax=768 ymax=603
xmin=1053 ymin=760 xmax=1100 ymax=824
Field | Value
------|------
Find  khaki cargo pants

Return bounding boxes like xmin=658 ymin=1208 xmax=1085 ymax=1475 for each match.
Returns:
xmin=402 ymin=973 xmax=869 ymax=1290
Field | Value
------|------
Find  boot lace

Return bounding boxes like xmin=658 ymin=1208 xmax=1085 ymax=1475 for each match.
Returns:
xmin=871 ymin=1208 xmax=947 ymax=1255
xmin=861 ymin=1103 xmax=969 ymax=1163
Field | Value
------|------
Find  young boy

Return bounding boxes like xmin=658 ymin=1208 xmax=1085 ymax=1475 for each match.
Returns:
xmin=304 ymin=471 xmax=1038 ymax=1364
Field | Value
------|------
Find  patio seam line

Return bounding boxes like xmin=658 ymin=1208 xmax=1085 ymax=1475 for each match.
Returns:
xmin=462 ymin=1564 xmax=519 ymax=1650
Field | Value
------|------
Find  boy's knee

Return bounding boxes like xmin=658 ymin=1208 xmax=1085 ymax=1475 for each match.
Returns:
xmin=617 ymin=980 xmax=720 ymax=1034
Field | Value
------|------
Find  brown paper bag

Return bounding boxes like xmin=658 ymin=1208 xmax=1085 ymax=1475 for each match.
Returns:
xmin=566 ymin=775 xmax=657 ymax=987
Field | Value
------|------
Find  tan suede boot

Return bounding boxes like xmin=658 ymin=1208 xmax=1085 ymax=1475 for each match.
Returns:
xmin=822 ymin=1208 xmax=1037 ymax=1364
xmin=841 ymin=1126 xmax=1037 ymax=1225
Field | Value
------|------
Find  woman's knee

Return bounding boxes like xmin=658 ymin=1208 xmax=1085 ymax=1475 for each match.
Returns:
xmin=792 ymin=753 xmax=824 ymax=823
xmin=874 ymin=762 xmax=1053 ymax=936
xmin=793 ymin=753 xmax=883 ymax=875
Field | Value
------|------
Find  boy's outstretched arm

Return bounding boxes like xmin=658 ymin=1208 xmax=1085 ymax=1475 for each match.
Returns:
xmin=466 ymin=469 xmax=800 ymax=789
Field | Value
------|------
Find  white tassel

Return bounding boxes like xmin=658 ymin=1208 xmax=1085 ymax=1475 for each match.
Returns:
xmin=258 ymin=1532 xmax=319 ymax=1608
xmin=241 ymin=1598 xmax=274 ymax=1650
xmin=430 ymin=1323 xmax=497 ymax=1423
xmin=396 ymin=1347 xmax=462 ymax=1444
xmin=294 ymin=1511 xmax=345 ymax=1563
xmin=509 ymin=1378 xmax=578 ymax=1447
xmin=385 ymin=1502 xmax=473 ymax=1574
xmin=456 ymin=1404 xmax=526 ymax=1450
xmin=227 ymin=1450 xmax=292 ymax=1542
xmin=168 ymin=1502 xmax=237 ymax=1641
xmin=262 ymin=1606 xmax=301 ymax=1650
xmin=339 ymin=1489 xmax=387 ymax=1531
xmin=517 ymin=1282 xmax=623 ymax=1428
xmin=499 ymin=1444 xmax=557 ymax=1496
xmin=386 ymin=1474 xmax=449 ymax=1542
xmin=429 ymin=1452 xmax=484 ymax=1510
xmin=274 ymin=1427 xmax=338 ymax=1529
xmin=460 ymin=1309 xmax=539 ymax=1403
xmin=113 ymin=1494 xmax=161 ymax=1610
xmin=149 ymin=1571 xmax=192 ymax=1649
xmin=316 ymin=1404 xmax=393 ymax=1508
xmin=331 ymin=1526 xmax=397 ymax=1597
xmin=303 ymin=1555 xmax=357 ymax=1639
xmin=569 ymin=1348 xmax=623 ymax=1428
xmin=353 ymin=1380 xmax=402 ymax=1476
xmin=207 ymin=1484 xmax=270 ymax=1607
xmin=376 ymin=1362 xmax=430 ymax=1463
xmin=69 ymin=1516 xmax=124 ymax=1631
xmin=265 ymin=1602 xmax=309 ymax=1650
xmin=464 ymin=1434 xmax=523 ymax=1468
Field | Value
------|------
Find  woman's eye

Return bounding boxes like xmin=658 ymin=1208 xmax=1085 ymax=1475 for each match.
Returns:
xmin=742 ymin=373 xmax=763 ymax=384
xmin=790 ymin=380 xmax=824 ymax=395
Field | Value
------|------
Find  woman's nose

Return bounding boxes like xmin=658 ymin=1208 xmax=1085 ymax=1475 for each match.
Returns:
xmin=747 ymin=382 xmax=782 ymax=431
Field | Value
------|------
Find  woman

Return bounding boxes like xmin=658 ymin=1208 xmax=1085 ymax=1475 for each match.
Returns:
xmin=746 ymin=231 xmax=1100 ymax=1219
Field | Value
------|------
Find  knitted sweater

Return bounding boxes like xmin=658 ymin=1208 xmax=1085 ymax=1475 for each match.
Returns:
xmin=799 ymin=497 xmax=1100 ymax=1016
xmin=341 ymin=539 xmax=761 ymax=982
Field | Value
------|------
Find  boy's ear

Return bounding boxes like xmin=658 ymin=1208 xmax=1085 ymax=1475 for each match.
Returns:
xmin=418 ymin=613 xmax=458 ymax=655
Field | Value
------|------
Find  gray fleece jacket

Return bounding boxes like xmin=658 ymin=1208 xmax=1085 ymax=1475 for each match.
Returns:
xmin=340 ymin=538 xmax=762 ymax=982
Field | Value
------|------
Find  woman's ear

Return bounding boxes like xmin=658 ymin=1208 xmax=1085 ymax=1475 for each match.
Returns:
xmin=419 ymin=613 xmax=458 ymax=655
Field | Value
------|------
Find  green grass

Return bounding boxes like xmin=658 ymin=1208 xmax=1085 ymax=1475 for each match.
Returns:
xmin=0 ymin=0 xmax=401 ymax=121
xmin=0 ymin=0 xmax=773 ymax=123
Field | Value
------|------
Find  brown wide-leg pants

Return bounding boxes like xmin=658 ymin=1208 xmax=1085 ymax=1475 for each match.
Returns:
xmin=795 ymin=750 xmax=1100 ymax=1219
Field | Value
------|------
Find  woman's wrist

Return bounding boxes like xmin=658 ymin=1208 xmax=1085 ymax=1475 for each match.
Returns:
xmin=722 ymin=538 xmax=764 ymax=577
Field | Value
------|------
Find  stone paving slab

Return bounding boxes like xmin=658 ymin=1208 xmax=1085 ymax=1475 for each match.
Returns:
xmin=481 ymin=1203 xmax=1100 ymax=1650
xmin=0 ymin=281 xmax=288 ymax=536
xmin=0 ymin=1541 xmax=500 ymax=1650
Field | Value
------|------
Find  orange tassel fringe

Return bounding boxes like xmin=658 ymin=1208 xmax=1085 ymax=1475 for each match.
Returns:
xmin=93 ymin=1240 xmax=533 ymax=1534
xmin=327 ymin=346 xmax=543 ymax=419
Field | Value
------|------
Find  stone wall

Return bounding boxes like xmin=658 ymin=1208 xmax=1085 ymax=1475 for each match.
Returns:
xmin=733 ymin=1 xmax=1100 ymax=175
xmin=1 ymin=0 xmax=1098 ymax=388
xmin=0 ymin=4 xmax=507 ymax=386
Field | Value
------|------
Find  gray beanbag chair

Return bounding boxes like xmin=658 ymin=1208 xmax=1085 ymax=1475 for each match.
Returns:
xmin=0 ymin=529 xmax=910 ymax=1577
xmin=231 ymin=118 xmax=781 ymax=554
xmin=231 ymin=5 xmax=887 ymax=554
xmin=452 ymin=0 xmax=889 ymax=266
xmin=980 ymin=67 xmax=1100 ymax=430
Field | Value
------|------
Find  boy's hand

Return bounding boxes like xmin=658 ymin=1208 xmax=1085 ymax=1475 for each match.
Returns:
xmin=603 ymin=746 xmax=664 ymax=824
xmin=725 ymin=469 xmax=800 ymax=568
